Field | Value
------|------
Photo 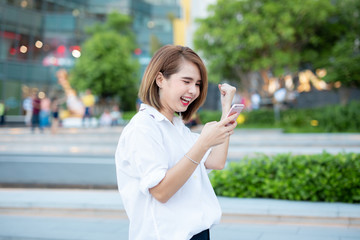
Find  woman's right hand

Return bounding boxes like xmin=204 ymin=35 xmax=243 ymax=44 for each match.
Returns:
xmin=198 ymin=112 xmax=238 ymax=149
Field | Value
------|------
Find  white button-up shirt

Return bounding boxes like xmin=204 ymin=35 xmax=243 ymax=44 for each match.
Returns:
xmin=115 ymin=104 xmax=221 ymax=240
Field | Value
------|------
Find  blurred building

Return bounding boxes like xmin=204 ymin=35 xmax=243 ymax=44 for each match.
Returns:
xmin=0 ymin=0 xmax=180 ymax=116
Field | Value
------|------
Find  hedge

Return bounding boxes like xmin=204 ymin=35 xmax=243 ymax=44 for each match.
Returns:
xmin=280 ymin=100 xmax=360 ymax=132
xmin=210 ymin=152 xmax=360 ymax=203
xmin=199 ymin=100 xmax=360 ymax=132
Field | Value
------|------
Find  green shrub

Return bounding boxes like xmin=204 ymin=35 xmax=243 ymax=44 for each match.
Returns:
xmin=122 ymin=111 xmax=137 ymax=120
xmin=242 ymin=109 xmax=275 ymax=125
xmin=210 ymin=152 xmax=360 ymax=203
xmin=198 ymin=110 xmax=222 ymax=123
xmin=314 ymin=100 xmax=360 ymax=132
xmin=280 ymin=101 xmax=360 ymax=132
xmin=197 ymin=101 xmax=360 ymax=132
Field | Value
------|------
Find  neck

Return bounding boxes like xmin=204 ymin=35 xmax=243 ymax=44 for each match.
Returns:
xmin=159 ymin=109 xmax=174 ymax=123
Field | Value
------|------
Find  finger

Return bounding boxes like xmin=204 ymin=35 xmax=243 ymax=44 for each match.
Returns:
xmin=227 ymin=112 xmax=239 ymax=122
xmin=225 ymin=116 xmax=238 ymax=130
xmin=218 ymin=84 xmax=226 ymax=96
xmin=224 ymin=130 xmax=234 ymax=139
xmin=220 ymin=113 xmax=238 ymax=126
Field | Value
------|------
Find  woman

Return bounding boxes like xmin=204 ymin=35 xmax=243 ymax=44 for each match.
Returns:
xmin=115 ymin=45 xmax=238 ymax=240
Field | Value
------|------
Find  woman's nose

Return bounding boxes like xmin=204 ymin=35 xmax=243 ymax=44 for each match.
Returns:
xmin=188 ymin=83 xmax=197 ymax=94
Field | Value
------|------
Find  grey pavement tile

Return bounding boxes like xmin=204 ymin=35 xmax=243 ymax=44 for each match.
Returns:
xmin=341 ymin=237 xmax=360 ymax=240
xmin=338 ymin=204 xmax=360 ymax=218
xmin=212 ymin=224 xmax=262 ymax=240
xmin=259 ymin=233 xmax=339 ymax=240
xmin=0 ymin=215 xmax=129 ymax=240
xmin=216 ymin=223 xmax=300 ymax=234
xmin=0 ymin=189 xmax=124 ymax=210
xmin=350 ymin=219 xmax=360 ymax=228
xmin=298 ymin=226 xmax=360 ymax=238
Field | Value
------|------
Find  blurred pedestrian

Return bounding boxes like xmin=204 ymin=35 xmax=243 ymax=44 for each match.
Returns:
xmin=273 ymin=87 xmax=287 ymax=122
xmin=0 ymin=100 xmax=5 ymax=126
xmin=31 ymin=92 xmax=42 ymax=133
xmin=23 ymin=95 xmax=33 ymax=126
xmin=285 ymin=89 xmax=298 ymax=108
xmin=251 ymin=91 xmax=261 ymax=110
xmin=110 ymin=105 xmax=123 ymax=126
xmin=81 ymin=89 xmax=95 ymax=127
xmin=40 ymin=93 xmax=51 ymax=128
xmin=115 ymin=45 xmax=238 ymax=240
xmin=99 ymin=108 xmax=112 ymax=127
xmin=50 ymin=97 xmax=60 ymax=134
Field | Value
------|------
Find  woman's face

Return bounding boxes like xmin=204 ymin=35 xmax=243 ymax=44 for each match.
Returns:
xmin=158 ymin=60 xmax=201 ymax=122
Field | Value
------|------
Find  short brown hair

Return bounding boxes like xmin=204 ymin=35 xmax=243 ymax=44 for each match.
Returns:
xmin=138 ymin=45 xmax=208 ymax=122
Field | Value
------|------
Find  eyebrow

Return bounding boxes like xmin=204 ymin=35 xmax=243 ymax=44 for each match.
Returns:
xmin=181 ymin=76 xmax=202 ymax=82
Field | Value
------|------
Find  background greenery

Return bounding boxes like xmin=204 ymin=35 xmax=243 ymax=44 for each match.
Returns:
xmin=210 ymin=152 xmax=360 ymax=203
xmin=194 ymin=0 xmax=360 ymax=89
xmin=198 ymin=101 xmax=360 ymax=133
xmin=70 ymin=12 xmax=139 ymax=111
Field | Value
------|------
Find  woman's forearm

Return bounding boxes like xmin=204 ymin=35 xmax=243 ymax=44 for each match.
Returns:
xmin=204 ymin=137 xmax=230 ymax=170
xmin=149 ymin=140 xmax=208 ymax=203
xmin=204 ymin=108 xmax=232 ymax=169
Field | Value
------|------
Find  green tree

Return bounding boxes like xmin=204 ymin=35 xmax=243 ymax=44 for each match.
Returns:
xmin=193 ymin=0 xmax=347 ymax=89
xmin=70 ymin=12 xmax=140 ymax=110
xmin=150 ymin=34 xmax=163 ymax=56
xmin=313 ymin=0 xmax=360 ymax=87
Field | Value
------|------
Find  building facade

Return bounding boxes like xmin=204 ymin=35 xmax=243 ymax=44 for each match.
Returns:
xmin=0 ymin=0 xmax=180 ymax=116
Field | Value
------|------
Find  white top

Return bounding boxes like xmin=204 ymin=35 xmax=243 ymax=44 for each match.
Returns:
xmin=115 ymin=104 xmax=221 ymax=240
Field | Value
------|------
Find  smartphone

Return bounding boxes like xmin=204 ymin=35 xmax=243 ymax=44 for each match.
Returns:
xmin=226 ymin=104 xmax=245 ymax=126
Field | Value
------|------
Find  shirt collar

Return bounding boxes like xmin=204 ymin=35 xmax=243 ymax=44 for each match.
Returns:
xmin=139 ymin=103 xmax=184 ymax=126
xmin=139 ymin=103 xmax=167 ymax=122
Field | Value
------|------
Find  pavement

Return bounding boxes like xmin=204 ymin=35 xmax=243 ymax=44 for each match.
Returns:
xmin=0 ymin=188 xmax=359 ymax=239
xmin=0 ymin=126 xmax=360 ymax=239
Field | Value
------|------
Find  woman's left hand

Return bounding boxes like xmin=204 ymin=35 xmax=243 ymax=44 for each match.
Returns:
xmin=218 ymin=83 xmax=236 ymax=117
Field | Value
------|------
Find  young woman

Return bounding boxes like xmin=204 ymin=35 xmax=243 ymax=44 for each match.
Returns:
xmin=115 ymin=45 xmax=238 ymax=240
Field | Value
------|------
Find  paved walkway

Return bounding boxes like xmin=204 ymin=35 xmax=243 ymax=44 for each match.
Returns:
xmin=1 ymin=126 xmax=360 ymax=239
xmin=1 ymin=126 xmax=360 ymax=159
xmin=0 ymin=188 xmax=359 ymax=240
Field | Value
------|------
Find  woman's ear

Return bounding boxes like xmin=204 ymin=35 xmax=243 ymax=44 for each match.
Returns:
xmin=156 ymin=72 xmax=164 ymax=88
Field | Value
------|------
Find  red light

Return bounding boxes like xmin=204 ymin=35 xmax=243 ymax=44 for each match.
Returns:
xmin=1 ymin=31 xmax=20 ymax=40
xmin=134 ymin=48 xmax=142 ymax=55
xmin=57 ymin=45 xmax=66 ymax=54
xmin=9 ymin=48 xmax=16 ymax=55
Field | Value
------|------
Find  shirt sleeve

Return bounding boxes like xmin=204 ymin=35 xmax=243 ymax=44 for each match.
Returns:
xmin=117 ymin=125 xmax=168 ymax=196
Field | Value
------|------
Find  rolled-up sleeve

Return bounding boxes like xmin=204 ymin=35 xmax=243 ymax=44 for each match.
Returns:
xmin=119 ymin=126 xmax=168 ymax=196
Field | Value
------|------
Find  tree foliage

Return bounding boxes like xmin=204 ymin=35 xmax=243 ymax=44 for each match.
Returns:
xmin=194 ymin=0 xmax=359 ymax=87
xmin=70 ymin=12 xmax=140 ymax=110
xmin=314 ymin=0 xmax=360 ymax=87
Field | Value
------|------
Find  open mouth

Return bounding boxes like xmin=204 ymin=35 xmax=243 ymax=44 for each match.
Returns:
xmin=180 ymin=96 xmax=191 ymax=106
